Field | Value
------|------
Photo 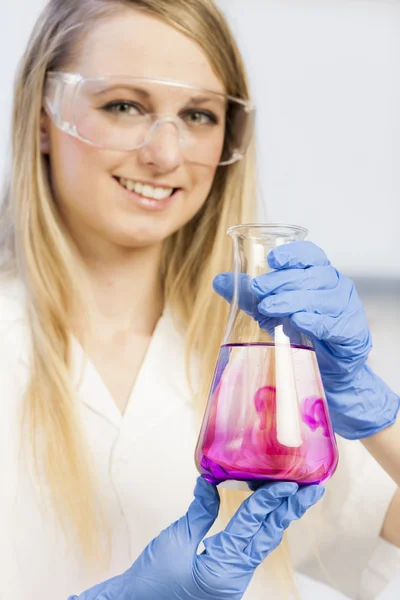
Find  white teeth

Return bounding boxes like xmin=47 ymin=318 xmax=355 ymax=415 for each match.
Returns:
xmin=142 ymin=185 xmax=153 ymax=198
xmin=154 ymin=187 xmax=169 ymax=200
xmin=118 ymin=177 xmax=173 ymax=200
xmin=134 ymin=182 xmax=143 ymax=195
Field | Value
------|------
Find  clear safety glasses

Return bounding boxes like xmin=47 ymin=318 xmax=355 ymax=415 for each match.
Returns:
xmin=44 ymin=72 xmax=255 ymax=167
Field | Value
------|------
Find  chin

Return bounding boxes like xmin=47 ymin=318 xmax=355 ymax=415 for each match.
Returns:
xmin=110 ymin=224 xmax=172 ymax=249
xmin=112 ymin=211 xmax=198 ymax=249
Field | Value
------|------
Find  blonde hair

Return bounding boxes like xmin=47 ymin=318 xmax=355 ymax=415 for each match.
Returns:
xmin=0 ymin=0 xmax=295 ymax=595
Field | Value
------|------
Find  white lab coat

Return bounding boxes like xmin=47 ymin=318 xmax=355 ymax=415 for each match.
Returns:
xmin=0 ymin=275 xmax=399 ymax=600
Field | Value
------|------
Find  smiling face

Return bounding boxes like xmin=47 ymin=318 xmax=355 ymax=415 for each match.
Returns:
xmin=41 ymin=9 xmax=226 ymax=251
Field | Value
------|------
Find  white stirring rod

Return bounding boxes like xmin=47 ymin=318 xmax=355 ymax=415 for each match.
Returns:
xmin=272 ymin=237 xmax=302 ymax=447
xmin=274 ymin=325 xmax=302 ymax=447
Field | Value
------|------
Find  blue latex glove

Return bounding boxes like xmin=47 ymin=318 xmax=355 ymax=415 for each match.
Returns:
xmin=213 ymin=241 xmax=400 ymax=440
xmin=69 ymin=477 xmax=324 ymax=600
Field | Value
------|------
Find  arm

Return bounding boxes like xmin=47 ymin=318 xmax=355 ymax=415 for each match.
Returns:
xmin=214 ymin=241 xmax=400 ymax=444
xmin=214 ymin=242 xmax=400 ymax=443
xmin=215 ymin=241 xmax=400 ymax=551
xmin=362 ymin=412 xmax=400 ymax=488
xmin=214 ymin=242 xmax=400 ymax=551
xmin=380 ymin=488 xmax=400 ymax=547
xmin=362 ymin=414 xmax=400 ymax=548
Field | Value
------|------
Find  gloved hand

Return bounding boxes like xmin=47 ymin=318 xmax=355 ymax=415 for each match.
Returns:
xmin=69 ymin=477 xmax=324 ymax=600
xmin=213 ymin=241 xmax=400 ymax=440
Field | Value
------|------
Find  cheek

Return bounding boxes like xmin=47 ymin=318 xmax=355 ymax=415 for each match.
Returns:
xmin=50 ymin=136 xmax=85 ymax=200
xmin=48 ymin=131 xmax=117 ymax=215
xmin=168 ymin=167 xmax=218 ymax=235
xmin=184 ymin=168 xmax=218 ymax=213
xmin=51 ymin=133 xmax=95 ymax=188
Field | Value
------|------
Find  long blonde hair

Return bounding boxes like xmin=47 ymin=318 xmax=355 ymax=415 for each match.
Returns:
xmin=0 ymin=0 xmax=295 ymax=595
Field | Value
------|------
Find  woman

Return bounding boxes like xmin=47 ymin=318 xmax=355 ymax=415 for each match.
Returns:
xmin=0 ymin=0 xmax=398 ymax=599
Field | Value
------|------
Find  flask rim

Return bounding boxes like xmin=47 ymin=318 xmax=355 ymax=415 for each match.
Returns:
xmin=227 ymin=222 xmax=309 ymax=239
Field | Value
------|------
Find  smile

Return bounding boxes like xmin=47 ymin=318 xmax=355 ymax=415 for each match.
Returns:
xmin=116 ymin=177 xmax=175 ymax=201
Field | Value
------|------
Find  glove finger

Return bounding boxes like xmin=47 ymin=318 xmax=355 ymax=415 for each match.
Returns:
xmin=257 ymin=315 xmax=284 ymax=337
xmin=268 ymin=242 xmax=330 ymax=270
xmin=218 ymin=482 xmax=298 ymax=541
xmin=290 ymin=310 xmax=372 ymax=352
xmin=201 ymin=482 xmax=299 ymax=568
xmin=290 ymin=311 xmax=335 ymax=341
xmin=243 ymin=485 xmax=325 ymax=563
xmin=212 ymin=273 xmax=296 ymax=339
xmin=213 ymin=272 xmax=259 ymax=316
xmin=184 ymin=476 xmax=220 ymax=545
xmin=251 ymin=266 xmax=339 ymax=298
xmin=258 ymin=288 xmax=347 ymax=319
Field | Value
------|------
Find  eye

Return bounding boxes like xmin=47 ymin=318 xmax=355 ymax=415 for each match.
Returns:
xmin=182 ymin=110 xmax=219 ymax=126
xmin=101 ymin=101 xmax=143 ymax=116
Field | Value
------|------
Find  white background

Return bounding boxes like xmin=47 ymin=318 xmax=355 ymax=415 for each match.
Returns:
xmin=217 ymin=0 xmax=400 ymax=279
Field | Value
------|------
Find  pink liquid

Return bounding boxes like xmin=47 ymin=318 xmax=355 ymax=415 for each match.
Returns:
xmin=196 ymin=343 xmax=339 ymax=485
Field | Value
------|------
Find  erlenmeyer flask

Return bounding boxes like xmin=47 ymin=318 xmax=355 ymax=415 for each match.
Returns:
xmin=195 ymin=224 xmax=339 ymax=486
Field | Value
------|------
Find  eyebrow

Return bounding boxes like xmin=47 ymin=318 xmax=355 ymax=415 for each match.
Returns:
xmin=92 ymin=85 xmax=151 ymax=98
xmin=91 ymin=85 xmax=224 ymax=106
xmin=187 ymin=96 xmax=224 ymax=106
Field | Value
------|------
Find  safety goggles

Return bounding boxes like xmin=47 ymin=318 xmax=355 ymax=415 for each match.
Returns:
xmin=44 ymin=72 xmax=255 ymax=167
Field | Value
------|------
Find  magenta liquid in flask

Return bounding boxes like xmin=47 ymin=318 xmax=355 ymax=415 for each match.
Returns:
xmin=195 ymin=224 xmax=339 ymax=486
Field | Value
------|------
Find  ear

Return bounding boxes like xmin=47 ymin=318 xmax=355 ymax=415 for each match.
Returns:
xmin=40 ymin=107 xmax=51 ymax=154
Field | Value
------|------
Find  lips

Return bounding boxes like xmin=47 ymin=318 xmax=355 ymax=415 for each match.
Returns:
xmin=115 ymin=176 xmax=177 ymax=201
xmin=113 ymin=176 xmax=180 ymax=212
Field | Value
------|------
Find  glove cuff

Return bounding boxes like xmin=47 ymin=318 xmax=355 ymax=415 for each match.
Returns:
xmin=326 ymin=364 xmax=400 ymax=440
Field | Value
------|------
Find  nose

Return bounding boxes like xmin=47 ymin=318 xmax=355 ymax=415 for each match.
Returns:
xmin=139 ymin=118 xmax=183 ymax=172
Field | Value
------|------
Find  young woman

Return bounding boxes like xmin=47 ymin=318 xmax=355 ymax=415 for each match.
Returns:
xmin=0 ymin=1 xmax=399 ymax=599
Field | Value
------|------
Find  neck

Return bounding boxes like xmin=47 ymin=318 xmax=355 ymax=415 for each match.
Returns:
xmin=75 ymin=240 xmax=164 ymax=340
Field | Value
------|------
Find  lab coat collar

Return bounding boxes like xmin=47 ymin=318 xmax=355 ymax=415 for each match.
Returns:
xmin=69 ymin=306 xmax=193 ymax=432
xmin=0 ymin=276 xmax=194 ymax=431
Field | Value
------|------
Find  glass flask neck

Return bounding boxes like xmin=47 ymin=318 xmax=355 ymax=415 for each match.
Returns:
xmin=228 ymin=223 xmax=308 ymax=247
xmin=224 ymin=223 xmax=311 ymax=349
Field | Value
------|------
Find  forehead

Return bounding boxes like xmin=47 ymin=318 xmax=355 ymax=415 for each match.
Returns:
xmin=73 ymin=9 xmax=225 ymax=94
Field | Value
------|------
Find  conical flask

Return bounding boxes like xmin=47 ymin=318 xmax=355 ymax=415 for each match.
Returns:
xmin=195 ymin=224 xmax=339 ymax=486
